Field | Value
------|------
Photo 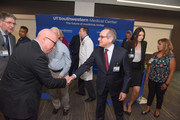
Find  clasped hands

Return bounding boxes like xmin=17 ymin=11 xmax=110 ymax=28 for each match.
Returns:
xmin=64 ymin=75 xmax=75 ymax=86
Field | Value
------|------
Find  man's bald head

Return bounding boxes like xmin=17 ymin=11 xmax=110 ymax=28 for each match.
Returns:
xmin=36 ymin=29 xmax=57 ymax=41
xmin=36 ymin=29 xmax=58 ymax=54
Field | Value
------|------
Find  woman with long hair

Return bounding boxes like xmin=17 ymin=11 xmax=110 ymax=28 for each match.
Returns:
xmin=123 ymin=27 xmax=147 ymax=115
xmin=141 ymin=38 xmax=176 ymax=118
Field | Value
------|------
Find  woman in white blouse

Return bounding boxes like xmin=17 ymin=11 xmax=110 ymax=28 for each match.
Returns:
xmin=123 ymin=27 xmax=147 ymax=115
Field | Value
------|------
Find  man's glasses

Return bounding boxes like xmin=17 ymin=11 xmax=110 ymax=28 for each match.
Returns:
xmin=46 ymin=37 xmax=56 ymax=46
xmin=99 ymin=36 xmax=108 ymax=39
xmin=3 ymin=21 xmax=17 ymax=26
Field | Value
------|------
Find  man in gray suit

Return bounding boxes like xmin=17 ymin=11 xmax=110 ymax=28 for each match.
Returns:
xmin=0 ymin=11 xmax=16 ymax=79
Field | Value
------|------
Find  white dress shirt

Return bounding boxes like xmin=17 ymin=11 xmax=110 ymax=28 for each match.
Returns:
xmin=104 ymin=44 xmax=114 ymax=64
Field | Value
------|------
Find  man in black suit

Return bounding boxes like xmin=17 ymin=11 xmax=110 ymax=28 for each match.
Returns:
xmin=70 ymin=28 xmax=132 ymax=120
xmin=69 ymin=35 xmax=80 ymax=75
xmin=121 ymin=30 xmax=132 ymax=47
xmin=0 ymin=11 xmax=16 ymax=80
xmin=0 ymin=29 xmax=71 ymax=120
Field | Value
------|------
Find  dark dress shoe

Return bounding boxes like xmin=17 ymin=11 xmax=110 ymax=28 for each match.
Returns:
xmin=125 ymin=111 xmax=131 ymax=116
xmin=141 ymin=110 xmax=150 ymax=115
xmin=85 ymin=97 xmax=96 ymax=102
xmin=63 ymin=109 xmax=69 ymax=115
xmin=75 ymin=91 xmax=85 ymax=96
xmin=52 ymin=108 xmax=60 ymax=114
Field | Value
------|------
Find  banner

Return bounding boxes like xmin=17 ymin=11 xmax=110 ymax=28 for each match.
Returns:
xmin=36 ymin=14 xmax=134 ymax=74
xmin=36 ymin=14 xmax=134 ymax=47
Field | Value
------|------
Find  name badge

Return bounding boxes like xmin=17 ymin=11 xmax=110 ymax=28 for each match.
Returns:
xmin=113 ymin=66 xmax=120 ymax=72
xmin=0 ymin=50 xmax=8 ymax=56
xmin=148 ymin=58 xmax=154 ymax=64
xmin=128 ymin=53 xmax=134 ymax=58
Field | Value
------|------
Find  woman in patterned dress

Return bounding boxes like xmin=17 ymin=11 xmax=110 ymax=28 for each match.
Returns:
xmin=141 ymin=38 xmax=176 ymax=118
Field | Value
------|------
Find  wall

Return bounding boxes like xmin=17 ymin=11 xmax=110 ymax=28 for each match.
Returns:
xmin=134 ymin=21 xmax=173 ymax=54
xmin=0 ymin=1 xmax=74 ymax=15
xmin=0 ymin=1 xmax=179 ymax=70
xmin=95 ymin=4 xmax=180 ymax=70
xmin=11 ymin=15 xmax=36 ymax=41
xmin=12 ymin=14 xmax=173 ymax=55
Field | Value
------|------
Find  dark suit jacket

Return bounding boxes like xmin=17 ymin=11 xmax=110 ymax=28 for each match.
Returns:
xmin=123 ymin=41 xmax=147 ymax=71
xmin=16 ymin=36 xmax=31 ymax=47
xmin=74 ymin=45 xmax=131 ymax=96
xmin=121 ymin=38 xmax=127 ymax=47
xmin=69 ymin=35 xmax=80 ymax=56
xmin=0 ymin=40 xmax=67 ymax=119
xmin=0 ymin=32 xmax=16 ymax=78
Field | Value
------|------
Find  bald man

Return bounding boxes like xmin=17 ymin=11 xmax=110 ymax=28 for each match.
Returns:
xmin=0 ymin=29 xmax=71 ymax=120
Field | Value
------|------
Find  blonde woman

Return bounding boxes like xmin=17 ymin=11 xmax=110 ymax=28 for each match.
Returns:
xmin=59 ymin=29 xmax=69 ymax=48
xmin=141 ymin=38 xmax=176 ymax=118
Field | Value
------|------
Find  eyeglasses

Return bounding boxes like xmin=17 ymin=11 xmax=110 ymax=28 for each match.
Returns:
xmin=3 ymin=21 xmax=17 ymax=26
xmin=99 ymin=36 xmax=108 ymax=39
xmin=46 ymin=37 xmax=56 ymax=46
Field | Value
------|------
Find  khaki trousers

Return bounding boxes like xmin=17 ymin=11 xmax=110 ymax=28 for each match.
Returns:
xmin=49 ymin=70 xmax=70 ymax=110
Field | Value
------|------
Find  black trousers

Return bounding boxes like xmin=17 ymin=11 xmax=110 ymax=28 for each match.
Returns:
xmin=69 ymin=55 xmax=79 ymax=76
xmin=78 ymin=78 xmax=96 ymax=98
xmin=147 ymin=80 xmax=167 ymax=109
xmin=4 ymin=115 xmax=37 ymax=120
xmin=96 ymin=86 xmax=123 ymax=120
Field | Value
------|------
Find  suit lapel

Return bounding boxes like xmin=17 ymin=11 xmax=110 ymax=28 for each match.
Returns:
xmin=108 ymin=45 xmax=117 ymax=71
xmin=141 ymin=41 xmax=145 ymax=59
xmin=99 ymin=47 xmax=107 ymax=73
xmin=9 ymin=34 xmax=15 ymax=51
xmin=0 ymin=32 xmax=5 ymax=46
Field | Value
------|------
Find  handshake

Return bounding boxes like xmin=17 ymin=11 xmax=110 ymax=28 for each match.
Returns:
xmin=65 ymin=75 xmax=76 ymax=85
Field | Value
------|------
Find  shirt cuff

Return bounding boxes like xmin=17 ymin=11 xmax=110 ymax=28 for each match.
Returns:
xmin=72 ymin=74 xmax=77 ymax=79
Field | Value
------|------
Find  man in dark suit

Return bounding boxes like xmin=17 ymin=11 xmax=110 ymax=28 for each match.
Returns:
xmin=0 ymin=11 xmax=16 ymax=79
xmin=0 ymin=29 xmax=71 ymax=120
xmin=70 ymin=28 xmax=132 ymax=120
xmin=69 ymin=34 xmax=80 ymax=75
xmin=121 ymin=30 xmax=132 ymax=47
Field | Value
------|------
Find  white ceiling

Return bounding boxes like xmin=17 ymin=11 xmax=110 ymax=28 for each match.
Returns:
xmin=56 ymin=0 xmax=180 ymax=11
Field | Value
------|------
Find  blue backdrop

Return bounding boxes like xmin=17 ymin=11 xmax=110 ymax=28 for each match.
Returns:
xmin=36 ymin=14 xmax=134 ymax=47
xmin=35 ymin=14 xmax=134 ymax=74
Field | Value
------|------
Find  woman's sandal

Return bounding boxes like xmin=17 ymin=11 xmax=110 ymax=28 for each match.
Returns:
xmin=141 ymin=110 xmax=150 ymax=115
xmin=154 ymin=112 xmax=160 ymax=118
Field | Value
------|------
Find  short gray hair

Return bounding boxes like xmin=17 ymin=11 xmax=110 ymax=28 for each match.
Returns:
xmin=0 ymin=11 xmax=16 ymax=21
xmin=104 ymin=28 xmax=117 ymax=43
xmin=51 ymin=27 xmax=60 ymax=36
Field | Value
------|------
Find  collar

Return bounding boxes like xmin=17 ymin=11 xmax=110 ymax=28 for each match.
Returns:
xmin=34 ymin=39 xmax=44 ymax=52
xmin=19 ymin=36 xmax=27 ymax=40
xmin=82 ymin=35 xmax=88 ymax=40
xmin=104 ymin=44 xmax=114 ymax=53
xmin=0 ymin=28 xmax=6 ymax=36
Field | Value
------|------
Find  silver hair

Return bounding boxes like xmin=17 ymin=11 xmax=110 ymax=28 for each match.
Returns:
xmin=104 ymin=28 xmax=117 ymax=43
xmin=51 ymin=27 xmax=60 ymax=36
xmin=0 ymin=11 xmax=16 ymax=21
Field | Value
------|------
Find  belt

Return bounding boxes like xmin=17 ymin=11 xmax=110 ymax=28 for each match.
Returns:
xmin=50 ymin=68 xmax=63 ymax=72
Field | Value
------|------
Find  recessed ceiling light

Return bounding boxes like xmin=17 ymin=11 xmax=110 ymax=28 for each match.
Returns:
xmin=117 ymin=0 xmax=180 ymax=9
